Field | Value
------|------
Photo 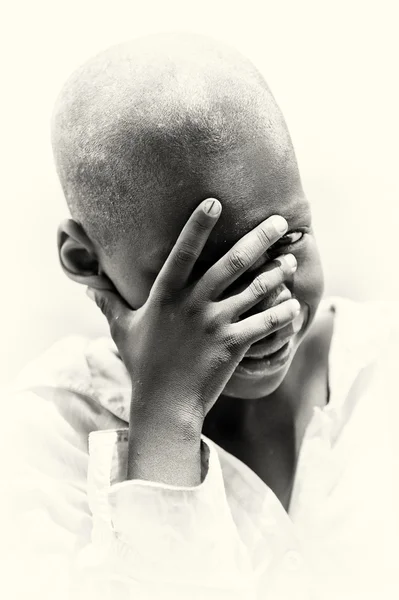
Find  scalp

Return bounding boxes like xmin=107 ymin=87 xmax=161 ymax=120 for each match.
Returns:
xmin=51 ymin=33 xmax=295 ymax=254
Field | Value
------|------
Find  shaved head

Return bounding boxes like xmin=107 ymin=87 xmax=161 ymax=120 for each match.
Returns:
xmin=51 ymin=32 xmax=296 ymax=255
xmin=54 ymin=33 xmax=324 ymax=401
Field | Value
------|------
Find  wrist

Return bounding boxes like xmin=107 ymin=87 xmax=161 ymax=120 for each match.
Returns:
xmin=127 ymin=396 xmax=204 ymax=486
xmin=130 ymin=392 xmax=204 ymax=438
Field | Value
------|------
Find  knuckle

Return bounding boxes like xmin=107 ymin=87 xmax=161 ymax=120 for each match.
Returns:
xmin=191 ymin=216 xmax=210 ymax=235
xmin=174 ymin=245 xmax=197 ymax=267
xmin=275 ymin=259 xmax=287 ymax=278
xmin=263 ymin=309 xmax=279 ymax=330
xmin=256 ymin=226 xmax=273 ymax=247
xmin=183 ymin=297 xmax=202 ymax=319
xmin=203 ymin=304 xmax=223 ymax=335
xmin=223 ymin=331 xmax=243 ymax=356
xmin=228 ymin=248 xmax=250 ymax=272
xmin=251 ymin=274 xmax=269 ymax=299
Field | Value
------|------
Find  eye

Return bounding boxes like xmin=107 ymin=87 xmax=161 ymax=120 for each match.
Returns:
xmin=270 ymin=230 xmax=304 ymax=252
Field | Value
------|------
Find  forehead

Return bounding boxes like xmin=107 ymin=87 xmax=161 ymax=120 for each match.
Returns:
xmin=123 ymin=136 xmax=309 ymax=272
xmin=140 ymin=172 xmax=309 ymax=274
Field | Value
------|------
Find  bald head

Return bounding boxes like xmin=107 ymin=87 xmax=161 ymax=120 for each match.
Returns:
xmin=52 ymin=33 xmax=296 ymax=254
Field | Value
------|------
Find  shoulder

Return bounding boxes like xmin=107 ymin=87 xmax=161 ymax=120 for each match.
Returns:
xmin=3 ymin=335 xmax=130 ymax=457
xmin=8 ymin=335 xmax=129 ymax=405
xmin=355 ymin=298 xmax=399 ymax=359
xmin=8 ymin=335 xmax=96 ymax=396
xmin=325 ymin=296 xmax=399 ymax=399
xmin=334 ymin=297 xmax=399 ymax=393
xmin=328 ymin=296 xmax=399 ymax=353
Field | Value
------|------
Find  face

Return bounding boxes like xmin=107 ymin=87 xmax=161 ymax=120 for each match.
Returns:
xmin=97 ymin=138 xmax=324 ymax=400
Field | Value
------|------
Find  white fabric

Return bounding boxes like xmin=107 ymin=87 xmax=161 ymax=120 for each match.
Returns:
xmin=1 ymin=297 xmax=399 ymax=599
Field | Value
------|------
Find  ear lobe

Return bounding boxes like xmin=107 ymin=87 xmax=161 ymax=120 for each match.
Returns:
xmin=57 ymin=219 xmax=113 ymax=290
xmin=60 ymin=236 xmax=98 ymax=275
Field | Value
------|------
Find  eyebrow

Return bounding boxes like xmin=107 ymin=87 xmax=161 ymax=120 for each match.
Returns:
xmin=279 ymin=201 xmax=311 ymax=225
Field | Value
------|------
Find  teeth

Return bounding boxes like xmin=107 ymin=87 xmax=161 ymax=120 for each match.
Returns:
xmin=246 ymin=353 xmax=272 ymax=359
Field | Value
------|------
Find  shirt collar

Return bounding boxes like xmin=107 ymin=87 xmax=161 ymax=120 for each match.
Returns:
xmin=13 ymin=296 xmax=389 ymax=428
xmin=86 ymin=296 xmax=385 ymax=427
xmin=309 ymin=296 xmax=391 ymax=445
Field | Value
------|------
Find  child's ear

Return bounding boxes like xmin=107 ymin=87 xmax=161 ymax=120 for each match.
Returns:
xmin=57 ymin=219 xmax=113 ymax=290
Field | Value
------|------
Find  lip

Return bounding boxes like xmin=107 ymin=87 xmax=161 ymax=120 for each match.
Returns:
xmin=235 ymin=339 xmax=293 ymax=378
xmin=244 ymin=336 xmax=291 ymax=359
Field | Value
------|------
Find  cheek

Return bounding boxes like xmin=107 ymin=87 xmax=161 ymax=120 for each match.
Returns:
xmin=120 ymin=277 xmax=153 ymax=309
xmin=102 ymin=258 xmax=154 ymax=309
xmin=293 ymin=239 xmax=324 ymax=306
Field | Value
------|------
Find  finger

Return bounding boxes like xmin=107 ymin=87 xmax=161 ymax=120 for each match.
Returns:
xmin=199 ymin=214 xmax=288 ymax=299
xmin=155 ymin=198 xmax=221 ymax=292
xmin=230 ymin=298 xmax=301 ymax=346
xmin=220 ymin=253 xmax=297 ymax=319
xmin=86 ymin=287 xmax=131 ymax=339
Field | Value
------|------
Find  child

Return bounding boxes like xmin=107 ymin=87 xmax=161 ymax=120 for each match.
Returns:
xmin=3 ymin=32 xmax=399 ymax=600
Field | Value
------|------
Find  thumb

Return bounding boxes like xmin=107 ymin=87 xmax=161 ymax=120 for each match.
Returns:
xmin=86 ymin=287 xmax=131 ymax=332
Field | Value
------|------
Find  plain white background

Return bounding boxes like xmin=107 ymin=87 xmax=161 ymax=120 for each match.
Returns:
xmin=1 ymin=0 xmax=398 ymax=385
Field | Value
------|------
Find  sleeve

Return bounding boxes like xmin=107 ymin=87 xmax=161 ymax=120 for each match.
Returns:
xmin=0 ymin=387 xmax=93 ymax=600
xmin=0 ymin=388 xmax=255 ymax=600
xmin=73 ymin=429 xmax=254 ymax=599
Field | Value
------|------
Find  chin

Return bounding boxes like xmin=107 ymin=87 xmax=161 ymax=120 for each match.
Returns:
xmin=220 ymin=299 xmax=317 ymax=400
xmin=222 ymin=376 xmax=286 ymax=400
xmin=222 ymin=351 xmax=294 ymax=400
xmin=221 ymin=326 xmax=308 ymax=400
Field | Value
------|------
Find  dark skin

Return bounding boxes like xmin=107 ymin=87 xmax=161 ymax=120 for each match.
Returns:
xmin=58 ymin=144 xmax=333 ymax=511
xmin=203 ymin=306 xmax=334 ymax=509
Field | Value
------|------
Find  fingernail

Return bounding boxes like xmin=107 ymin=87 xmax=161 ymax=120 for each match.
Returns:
xmin=290 ymin=299 xmax=301 ymax=315
xmin=270 ymin=215 xmax=288 ymax=234
xmin=293 ymin=315 xmax=302 ymax=332
xmin=86 ymin=287 xmax=95 ymax=301
xmin=285 ymin=253 xmax=297 ymax=271
xmin=204 ymin=198 xmax=221 ymax=215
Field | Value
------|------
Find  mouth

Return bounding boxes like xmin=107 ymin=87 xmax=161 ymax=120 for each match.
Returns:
xmin=244 ymin=334 xmax=292 ymax=359
xmin=235 ymin=340 xmax=293 ymax=377
xmin=233 ymin=307 xmax=306 ymax=378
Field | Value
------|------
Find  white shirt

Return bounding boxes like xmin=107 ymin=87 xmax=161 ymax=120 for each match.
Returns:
xmin=1 ymin=296 xmax=399 ymax=600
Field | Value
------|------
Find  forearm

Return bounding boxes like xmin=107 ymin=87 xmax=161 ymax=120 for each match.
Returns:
xmin=127 ymin=395 xmax=204 ymax=486
xmin=85 ymin=427 xmax=255 ymax=596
